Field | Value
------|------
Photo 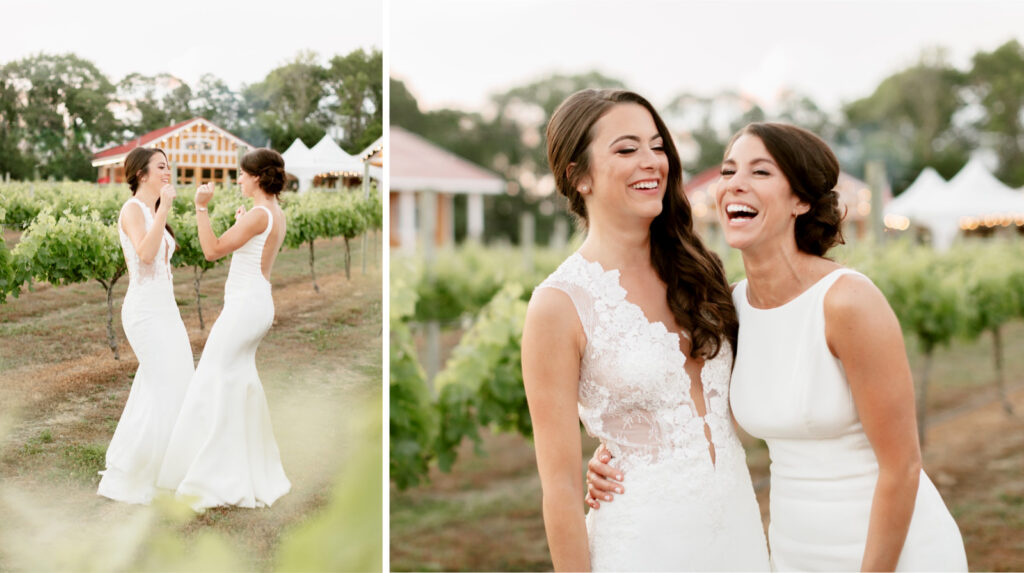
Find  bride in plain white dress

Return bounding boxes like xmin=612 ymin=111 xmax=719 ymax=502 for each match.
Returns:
xmin=590 ymin=123 xmax=967 ymax=571
xmin=156 ymin=148 xmax=291 ymax=510
xmin=98 ymin=148 xmax=195 ymax=504
xmin=522 ymin=89 xmax=769 ymax=572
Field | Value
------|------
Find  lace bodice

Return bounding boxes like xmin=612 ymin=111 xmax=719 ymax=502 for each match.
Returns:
xmin=535 ymin=253 xmax=743 ymax=473
xmin=118 ymin=198 xmax=175 ymax=287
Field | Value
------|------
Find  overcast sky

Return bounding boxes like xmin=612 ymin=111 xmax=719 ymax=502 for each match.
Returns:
xmin=390 ymin=0 xmax=1024 ymax=114
xmin=1 ymin=0 xmax=382 ymax=89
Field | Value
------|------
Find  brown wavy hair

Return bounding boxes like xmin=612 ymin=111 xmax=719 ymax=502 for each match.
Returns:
xmin=124 ymin=147 xmax=174 ymax=239
xmin=546 ymin=89 xmax=737 ymax=359
xmin=726 ymin=123 xmax=845 ymax=256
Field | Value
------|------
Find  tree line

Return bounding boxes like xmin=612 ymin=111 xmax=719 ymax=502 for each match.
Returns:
xmin=0 ymin=49 xmax=382 ymax=181
xmin=391 ymin=41 xmax=1024 ymax=244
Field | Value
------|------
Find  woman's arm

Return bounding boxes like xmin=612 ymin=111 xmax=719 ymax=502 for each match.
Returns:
xmin=194 ymin=184 xmax=267 ymax=261
xmin=121 ymin=185 xmax=175 ymax=264
xmin=522 ymin=287 xmax=590 ymax=572
xmin=826 ymin=274 xmax=922 ymax=572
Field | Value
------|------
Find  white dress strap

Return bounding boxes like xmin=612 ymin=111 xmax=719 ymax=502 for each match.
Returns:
xmin=251 ymin=205 xmax=273 ymax=236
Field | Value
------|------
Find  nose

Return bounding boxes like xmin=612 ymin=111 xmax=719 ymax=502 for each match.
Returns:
xmin=638 ymin=145 xmax=661 ymax=170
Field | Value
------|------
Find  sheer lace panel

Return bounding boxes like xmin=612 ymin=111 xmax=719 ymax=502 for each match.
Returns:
xmin=535 ymin=254 xmax=741 ymax=474
xmin=118 ymin=198 xmax=174 ymax=286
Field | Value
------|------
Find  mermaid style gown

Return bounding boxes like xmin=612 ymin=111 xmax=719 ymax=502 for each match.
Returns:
xmin=536 ymin=253 xmax=770 ymax=572
xmin=98 ymin=198 xmax=195 ymax=504
xmin=157 ymin=205 xmax=291 ymax=509
xmin=730 ymin=269 xmax=967 ymax=571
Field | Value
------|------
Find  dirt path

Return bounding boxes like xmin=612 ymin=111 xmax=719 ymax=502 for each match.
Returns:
xmin=0 ymin=238 xmax=382 ymax=571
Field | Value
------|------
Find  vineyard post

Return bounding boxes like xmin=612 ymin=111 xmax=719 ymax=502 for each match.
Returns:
xmin=308 ymin=238 xmax=319 ymax=293
xmin=520 ymin=211 xmax=534 ymax=271
xmin=992 ymin=326 xmax=1014 ymax=415
xmin=420 ymin=190 xmax=441 ymax=385
xmin=865 ymin=160 xmax=887 ymax=243
xmin=362 ymin=174 xmax=369 ymax=275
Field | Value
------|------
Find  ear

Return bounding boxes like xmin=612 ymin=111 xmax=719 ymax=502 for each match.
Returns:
xmin=567 ymin=162 xmax=593 ymax=195
xmin=794 ymin=198 xmax=811 ymax=217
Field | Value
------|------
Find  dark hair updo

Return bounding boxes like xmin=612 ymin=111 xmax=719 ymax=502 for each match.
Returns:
xmin=123 ymin=146 xmax=174 ymax=239
xmin=726 ymin=122 xmax=845 ymax=256
xmin=545 ymin=88 xmax=738 ymax=360
xmin=240 ymin=148 xmax=286 ymax=195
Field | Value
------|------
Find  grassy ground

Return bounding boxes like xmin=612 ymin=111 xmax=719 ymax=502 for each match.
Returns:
xmin=391 ymin=321 xmax=1024 ymax=572
xmin=0 ymin=233 xmax=383 ymax=571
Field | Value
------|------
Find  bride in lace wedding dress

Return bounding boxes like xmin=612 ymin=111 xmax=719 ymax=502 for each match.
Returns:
xmin=98 ymin=148 xmax=195 ymax=504
xmin=522 ymin=90 xmax=769 ymax=571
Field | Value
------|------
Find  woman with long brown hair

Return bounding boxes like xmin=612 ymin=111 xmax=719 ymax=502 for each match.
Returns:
xmin=521 ymin=90 xmax=769 ymax=571
xmin=97 ymin=147 xmax=195 ymax=504
xmin=588 ymin=123 xmax=967 ymax=571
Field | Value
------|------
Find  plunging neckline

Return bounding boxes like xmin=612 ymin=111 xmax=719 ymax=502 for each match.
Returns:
xmin=572 ymin=252 xmax=719 ymax=467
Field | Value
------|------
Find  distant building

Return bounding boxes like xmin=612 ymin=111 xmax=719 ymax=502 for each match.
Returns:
xmin=390 ymin=126 xmax=506 ymax=252
xmin=92 ymin=118 xmax=254 ymax=186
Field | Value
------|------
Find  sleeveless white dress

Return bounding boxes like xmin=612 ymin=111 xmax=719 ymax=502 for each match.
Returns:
xmin=98 ymin=198 xmax=195 ymax=504
xmin=156 ymin=206 xmax=291 ymax=509
xmin=731 ymin=269 xmax=968 ymax=571
xmin=536 ymin=253 xmax=770 ymax=572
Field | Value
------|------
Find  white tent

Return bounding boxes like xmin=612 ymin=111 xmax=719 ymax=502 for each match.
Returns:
xmin=885 ymin=160 xmax=1024 ymax=250
xmin=281 ymin=136 xmax=363 ymax=192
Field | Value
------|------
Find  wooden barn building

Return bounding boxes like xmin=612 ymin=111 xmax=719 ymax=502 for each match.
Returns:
xmin=92 ymin=118 xmax=254 ymax=186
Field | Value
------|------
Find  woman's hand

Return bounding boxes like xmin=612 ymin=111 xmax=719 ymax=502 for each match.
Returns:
xmin=159 ymin=184 xmax=177 ymax=211
xmin=195 ymin=183 xmax=215 ymax=208
xmin=235 ymin=205 xmax=247 ymax=221
xmin=585 ymin=444 xmax=625 ymax=509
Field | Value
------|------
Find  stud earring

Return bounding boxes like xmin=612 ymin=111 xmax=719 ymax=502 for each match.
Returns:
xmin=580 ymin=185 xmax=589 ymax=193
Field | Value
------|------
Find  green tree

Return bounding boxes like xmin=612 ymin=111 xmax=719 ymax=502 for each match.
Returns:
xmin=191 ymin=73 xmax=243 ymax=133
xmin=969 ymin=39 xmax=1024 ymax=187
xmin=843 ymin=50 xmax=970 ymax=193
xmin=13 ymin=210 xmax=126 ymax=358
xmin=3 ymin=53 xmax=119 ymax=180
xmin=244 ymin=51 xmax=330 ymax=151
xmin=326 ymin=48 xmax=383 ymax=152
xmin=116 ymin=73 xmax=194 ymax=135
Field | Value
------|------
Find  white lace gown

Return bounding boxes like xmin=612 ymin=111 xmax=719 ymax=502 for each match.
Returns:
xmin=156 ymin=206 xmax=290 ymax=509
xmin=731 ymin=269 xmax=968 ymax=571
xmin=98 ymin=198 xmax=195 ymax=504
xmin=536 ymin=253 xmax=770 ymax=572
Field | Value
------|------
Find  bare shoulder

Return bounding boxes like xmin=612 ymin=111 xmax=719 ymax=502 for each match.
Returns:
xmin=824 ymin=271 xmax=889 ymax=319
xmin=526 ymin=285 xmax=580 ymax=330
xmin=824 ymin=271 xmax=899 ymax=355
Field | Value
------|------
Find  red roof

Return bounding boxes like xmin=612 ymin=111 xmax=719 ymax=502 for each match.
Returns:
xmin=93 ymin=118 xmax=198 ymax=160
xmin=390 ymin=126 xmax=505 ymax=194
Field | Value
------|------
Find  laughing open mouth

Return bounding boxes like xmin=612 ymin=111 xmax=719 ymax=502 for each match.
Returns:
xmin=726 ymin=203 xmax=759 ymax=221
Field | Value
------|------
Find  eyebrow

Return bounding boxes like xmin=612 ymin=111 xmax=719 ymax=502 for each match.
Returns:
xmin=609 ymin=134 xmax=663 ymax=147
xmin=722 ymin=157 xmax=776 ymax=166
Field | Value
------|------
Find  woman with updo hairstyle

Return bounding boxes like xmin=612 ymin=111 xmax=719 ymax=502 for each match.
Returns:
xmin=98 ymin=147 xmax=196 ymax=505
xmin=522 ymin=89 xmax=770 ymax=570
xmin=588 ymin=122 xmax=968 ymax=571
xmin=157 ymin=147 xmax=291 ymax=510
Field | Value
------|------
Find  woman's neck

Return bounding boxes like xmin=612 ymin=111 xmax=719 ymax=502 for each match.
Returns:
xmin=134 ymin=187 xmax=160 ymax=210
xmin=741 ymin=242 xmax=826 ymax=308
xmin=578 ymin=217 xmax=652 ymax=273
xmin=253 ymin=191 xmax=277 ymax=208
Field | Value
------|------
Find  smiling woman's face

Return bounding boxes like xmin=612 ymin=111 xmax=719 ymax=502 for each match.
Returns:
xmin=715 ymin=133 xmax=808 ymax=253
xmin=577 ymin=102 xmax=670 ymax=226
